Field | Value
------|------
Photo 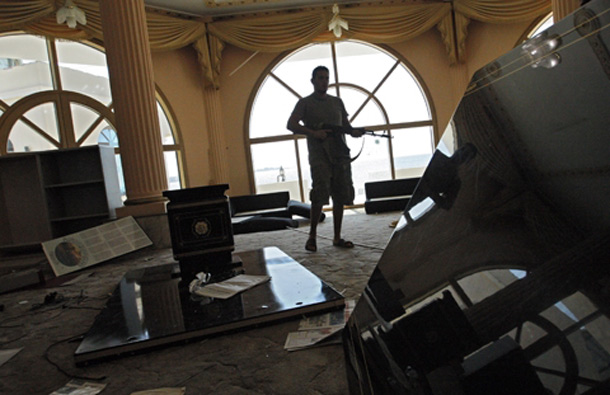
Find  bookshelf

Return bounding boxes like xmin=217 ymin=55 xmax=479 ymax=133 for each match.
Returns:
xmin=0 ymin=146 xmax=122 ymax=250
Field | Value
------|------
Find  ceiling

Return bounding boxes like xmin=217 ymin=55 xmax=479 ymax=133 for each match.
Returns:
xmin=144 ymin=0 xmax=382 ymax=18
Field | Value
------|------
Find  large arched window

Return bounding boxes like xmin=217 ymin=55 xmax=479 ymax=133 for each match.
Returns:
xmin=0 ymin=33 xmax=183 ymax=196
xmin=247 ymin=41 xmax=436 ymax=205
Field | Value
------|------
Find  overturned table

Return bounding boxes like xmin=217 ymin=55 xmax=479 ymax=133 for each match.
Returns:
xmin=75 ymin=247 xmax=345 ymax=365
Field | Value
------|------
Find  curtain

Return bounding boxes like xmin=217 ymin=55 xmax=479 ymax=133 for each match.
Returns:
xmin=0 ymin=0 xmax=552 ymax=85
xmin=208 ymin=10 xmax=328 ymax=52
xmin=207 ymin=4 xmax=452 ymax=50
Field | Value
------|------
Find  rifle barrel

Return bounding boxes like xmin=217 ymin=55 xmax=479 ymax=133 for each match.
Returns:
xmin=321 ymin=124 xmax=391 ymax=138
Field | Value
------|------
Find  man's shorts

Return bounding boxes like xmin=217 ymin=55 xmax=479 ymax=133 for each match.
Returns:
xmin=309 ymin=159 xmax=354 ymax=206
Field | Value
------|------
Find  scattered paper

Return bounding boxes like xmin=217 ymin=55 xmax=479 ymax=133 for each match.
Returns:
xmin=130 ymin=387 xmax=186 ymax=395
xmin=0 ymin=348 xmax=22 ymax=367
xmin=284 ymin=300 xmax=355 ymax=351
xmin=49 ymin=379 xmax=106 ymax=395
xmin=190 ymin=274 xmax=270 ymax=299
xmin=43 ymin=216 xmax=152 ymax=277
xmin=298 ymin=299 xmax=355 ymax=331
xmin=284 ymin=327 xmax=342 ymax=351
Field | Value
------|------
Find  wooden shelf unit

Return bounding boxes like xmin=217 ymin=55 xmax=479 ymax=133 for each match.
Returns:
xmin=0 ymin=146 xmax=122 ymax=249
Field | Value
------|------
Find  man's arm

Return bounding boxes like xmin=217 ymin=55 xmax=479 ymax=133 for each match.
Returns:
xmin=340 ymin=103 xmax=363 ymax=138
xmin=287 ymin=104 xmax=329 ymax=140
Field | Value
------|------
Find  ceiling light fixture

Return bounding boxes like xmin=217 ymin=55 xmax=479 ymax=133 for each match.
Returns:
xmin=56 ymin=0 xmax=87 ymax=29
xmin=328 ymin=4 xmax=348 ymax=38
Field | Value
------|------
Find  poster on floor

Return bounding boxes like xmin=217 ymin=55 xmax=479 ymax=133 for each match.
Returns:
xmin=42 ymin=216 xmax=152 ymax=277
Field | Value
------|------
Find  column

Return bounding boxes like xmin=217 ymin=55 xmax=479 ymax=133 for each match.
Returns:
xmin=552 ymin=0 xmax=581 ymax=22
xmin=202 ymin=87 xmax=230 ymax=185
xmin=99 ymin=0 xmax=168 ymax=217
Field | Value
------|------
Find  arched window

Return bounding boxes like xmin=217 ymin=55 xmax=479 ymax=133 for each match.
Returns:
xmin=0 ymin=33 xmax=183 ymax=196
xmin=247 ymin=40 xmax=436 ymax=205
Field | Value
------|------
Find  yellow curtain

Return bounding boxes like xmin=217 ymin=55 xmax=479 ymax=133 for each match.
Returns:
xmin=207 ymin=4 xmax=451 ymax=50
xmin=25 ymin=14 xmax=92 ymax=40
xmin=0 ymin=0 xmax=54 ymax=31
xmin=324 ymin=3 xmax=451 ymax=43
xmin=0 ymin=0 xmax=207 ymax=50
xmin=144 ymin=12 xmax=207 ymax=51
xmin=455 ymin=0 xmax=552 ymax=23
xmin=208 ymin=10 xmax=328 ymax=52
xmin=0 ymin=0 xmax=552 ymax=84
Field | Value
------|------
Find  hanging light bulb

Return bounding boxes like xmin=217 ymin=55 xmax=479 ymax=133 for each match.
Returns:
xmin=56 ymin=0 xmax=87 ymax=29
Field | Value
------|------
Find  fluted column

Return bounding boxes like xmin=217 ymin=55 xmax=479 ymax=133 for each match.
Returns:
xmin=202 ymin=87 xmax=230 ymax=185
xmin=99 ymin=0 xmax=168 ymax=216
xmin=552 ymin=0 xmax=581 ymax=22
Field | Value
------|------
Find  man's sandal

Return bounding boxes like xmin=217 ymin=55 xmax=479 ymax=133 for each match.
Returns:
xmin=305 ymin=238 xmax=317 ymax=252
xmin=333 ymin=239 xmax=354 ymax=249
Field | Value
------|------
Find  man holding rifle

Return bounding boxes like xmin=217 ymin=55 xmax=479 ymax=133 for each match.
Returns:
xmin=287 ymin=65 xmax=364 ymax=252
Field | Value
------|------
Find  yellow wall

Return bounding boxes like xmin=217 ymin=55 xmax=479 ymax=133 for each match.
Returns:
xmin=151 ymin=19 xmax=535 ymax=197
xmin=152 ymin=47 xmax=210 ymax=188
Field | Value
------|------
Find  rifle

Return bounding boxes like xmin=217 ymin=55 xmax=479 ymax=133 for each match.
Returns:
xmin=320 ymin=124 xmax=392 ymax=138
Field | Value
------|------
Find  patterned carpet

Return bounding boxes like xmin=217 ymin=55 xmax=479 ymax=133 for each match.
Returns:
xmin=0 ymin=209 xmax=401 ymax=394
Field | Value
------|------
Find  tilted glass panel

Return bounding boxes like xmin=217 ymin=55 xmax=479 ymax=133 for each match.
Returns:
xmin=456 ymin=269 xmax=525 ymax=305
xmin=343 ymin=3 xmax=610 ymax=393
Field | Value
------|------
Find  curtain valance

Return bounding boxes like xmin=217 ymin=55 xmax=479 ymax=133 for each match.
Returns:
xmin=0 ymin=0 xmax=551 ymax=86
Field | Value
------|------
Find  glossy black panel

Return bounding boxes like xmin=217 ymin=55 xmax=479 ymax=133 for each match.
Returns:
xmin=75 ymin=247 xmax=344 ymax=365
xmin=344 ymin=1 xmax=610 ymax=394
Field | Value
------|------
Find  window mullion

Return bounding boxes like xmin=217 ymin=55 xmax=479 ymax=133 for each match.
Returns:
xmin=57 ymin=94 xmax=76 ymax=148
xmin=270 ymin=73 xmax=302 ymax=99
xmin=76 ymin=112 xmax=107 ymax=146
xmin=350 ymin=60 xmax=400 ymax=123
xmin=47 ymin=38 xmax=76 ymax=148
xmin=248 ymin=40 xmax=435 ymax=204
xmin=47 ymin=39 xmax=62 ymax=92
xmin=331 ymin=42 xmax=340 ymax=98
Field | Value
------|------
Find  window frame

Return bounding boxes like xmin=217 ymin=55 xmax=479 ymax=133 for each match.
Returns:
xmin=0 ymin=32 xmax=185 ymax=190
xmin=245 ymin=40 xmax=437 ymax=204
